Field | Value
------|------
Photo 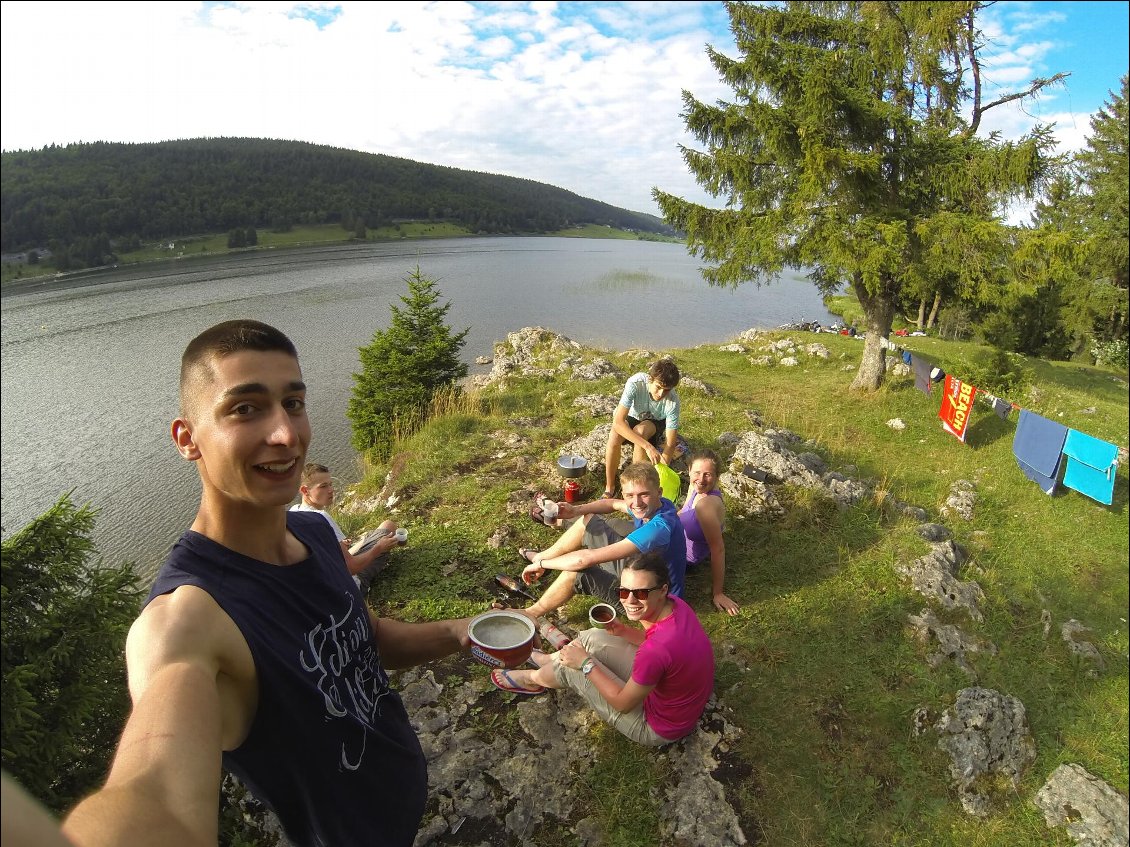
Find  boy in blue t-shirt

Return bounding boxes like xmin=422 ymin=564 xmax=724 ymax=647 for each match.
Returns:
xmin=519 ymin=463 xmax=688 ymax=614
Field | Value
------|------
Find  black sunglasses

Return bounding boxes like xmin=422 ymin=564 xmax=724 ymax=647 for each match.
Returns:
xmin=618 ymin=585 xmax=663 ymax=601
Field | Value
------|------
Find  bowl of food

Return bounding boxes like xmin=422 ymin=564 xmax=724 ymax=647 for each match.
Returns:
xmin=467 ymin=610 xmax=536 ymax=669
xmin=557 ymin=454 xmax=588 ymax=479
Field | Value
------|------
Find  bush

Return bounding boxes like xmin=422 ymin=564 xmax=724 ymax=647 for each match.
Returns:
xmin=1 ymin=496 xmax=142 ymax=813
xmin=348 ymin=267 xmax=469 ymax=458
xmin=960 ymin=347 xmax=1034 ymax=398
xmin=1090 ymin=337 xmax=1129 ymax=370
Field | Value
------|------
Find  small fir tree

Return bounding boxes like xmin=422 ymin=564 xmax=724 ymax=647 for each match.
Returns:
xmin=348 ymin=267 xmax=469 ymax=457
xmin=1 ymin=496 xmax=142 ymax=813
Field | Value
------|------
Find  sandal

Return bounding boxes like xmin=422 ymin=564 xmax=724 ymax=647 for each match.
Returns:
xmin=490 ymin=668 xmax=546 ymax=696
xmin=601 ymin=490 xmax=615 ymax=499
xmin=518 ymin=547 xmax=540 ymax=565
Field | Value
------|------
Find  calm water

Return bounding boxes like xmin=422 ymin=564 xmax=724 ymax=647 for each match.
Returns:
xmin=1 ymin=237 xmax=833 ymax=579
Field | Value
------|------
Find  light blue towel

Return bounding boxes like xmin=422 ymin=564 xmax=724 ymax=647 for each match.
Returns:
xmin=1012 ymin=409 xmax=1068 ymax=494
xmin=1062 ymin=429 xmax=1119 ymax=505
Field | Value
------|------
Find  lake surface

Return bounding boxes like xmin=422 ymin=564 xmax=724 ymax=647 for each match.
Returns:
xmin=1 ymin=236 xmax=834 ymax=579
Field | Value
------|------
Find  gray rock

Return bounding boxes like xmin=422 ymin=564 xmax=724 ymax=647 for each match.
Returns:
xmin=901 ymin=503 xmax=930 ymax=522
xmin=573 ymin=394 xmax=619 ymax=418
xmin=718 ymin=343 xmax=747 ymax=353
xmin=1062 ymin=619 xmax=1107 ymax=671
xmin=718 ymin=471 xmax=784 ymax=518
xmin=907 ymin=608 xmax=997 ymax=678
xmin=571 ymin=357 xmax=620 ymax=381
xmin=409 ymin=665 xmax=749 ymax=846
xmin=940 ymin=479 xmax=976 ymax=522
xmin=779 ymin=356 xmax=800 ymax=367
xmin=934 ymin=687 xmax=1037 ymax=817
xmin=1034 ymin=763 xmax=1129 ymax=847
xmin=917 ymin=523 xmax=952 ymax=542
xmin=896 ymin=541 xmax=985 ymax=620
xmin=679 ymin=375 xmax=720 ymax=396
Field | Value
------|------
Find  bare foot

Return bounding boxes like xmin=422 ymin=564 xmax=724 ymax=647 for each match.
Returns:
xmin=528 ymin=649 xmax=554 ymax=668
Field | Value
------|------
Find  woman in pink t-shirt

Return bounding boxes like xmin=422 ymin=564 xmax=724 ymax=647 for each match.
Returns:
xmin=492 ymin=552 xmax=715 ymax=745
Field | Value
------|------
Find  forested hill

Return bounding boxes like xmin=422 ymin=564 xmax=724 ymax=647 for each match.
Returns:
xmin=0 ymin=137 xmax=676 ymax=254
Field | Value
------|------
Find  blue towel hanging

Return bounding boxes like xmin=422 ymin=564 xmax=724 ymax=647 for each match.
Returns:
xmin=1062 ymin=429 xmax=1119 ymax=505
xmin=1013 ymin=409 xmax=1068 ymax=494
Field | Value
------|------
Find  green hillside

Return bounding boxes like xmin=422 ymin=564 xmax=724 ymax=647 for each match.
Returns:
xmin=0 ymin=138 xmax=676 ymax=266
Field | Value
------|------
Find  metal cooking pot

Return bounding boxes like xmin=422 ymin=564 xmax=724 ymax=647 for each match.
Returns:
xmin=557 ymin=454 xmax=588 ymax=478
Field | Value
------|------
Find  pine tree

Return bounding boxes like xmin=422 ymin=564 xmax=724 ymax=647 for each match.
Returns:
xmin=1 ymin=496 xmax=142 ymax=813
xmin=348 ymin=267 xmax=469 ymax=456
xmin=1074 ymin=76 xmax=1129 ymax=348
xmin=654 ymin=1 xmax=1064 ymax=389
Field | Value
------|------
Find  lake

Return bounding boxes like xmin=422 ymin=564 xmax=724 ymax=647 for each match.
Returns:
xmin=1 ymin=236 xmax=835 ymax=579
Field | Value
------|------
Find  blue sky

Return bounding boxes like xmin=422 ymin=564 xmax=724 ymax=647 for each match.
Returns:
xmin=1 ymin=1 xmax=1126 ymax=218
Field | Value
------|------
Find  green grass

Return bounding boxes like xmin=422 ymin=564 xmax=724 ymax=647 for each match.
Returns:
xmin=340 ymin=329 xmax=1127 ymax=845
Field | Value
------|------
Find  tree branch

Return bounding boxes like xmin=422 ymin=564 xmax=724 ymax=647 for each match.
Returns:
xmin=970 ymin=73 xmax=1071 ymax=132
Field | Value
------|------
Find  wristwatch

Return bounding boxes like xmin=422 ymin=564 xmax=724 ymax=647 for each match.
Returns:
xmin=581 ymin=658 xmax=596 ymax=676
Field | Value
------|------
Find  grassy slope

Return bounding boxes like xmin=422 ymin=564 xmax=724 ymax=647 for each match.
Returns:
xmin=341 ymin=330 xmax=1128 ymax=846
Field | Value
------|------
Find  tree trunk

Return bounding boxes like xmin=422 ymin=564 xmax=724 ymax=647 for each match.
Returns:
xmin=915 ymin=296 xmax=927 ymax=328
xmin=849 ymin=279 xmax=897 ymax=391
xmin=925 ymin=291 xmax=942 ymax=329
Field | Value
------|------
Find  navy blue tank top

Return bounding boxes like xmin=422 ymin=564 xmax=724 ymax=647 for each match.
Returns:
xmin=147 ymin=511 xmax=426 ymax=846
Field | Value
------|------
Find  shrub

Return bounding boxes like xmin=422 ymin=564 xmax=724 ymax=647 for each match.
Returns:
xmin=348 ymin=267 xmax=469 ymax=458
xmin=1090 ymin=337 xmax=1129 ymax=370
xmin=1 ymin=496 xmax=142 ymax=813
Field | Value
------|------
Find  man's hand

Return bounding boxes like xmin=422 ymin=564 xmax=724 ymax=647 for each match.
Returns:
xmin=642 ymin=442 xmax=662 ymax=464
xmin=521 ymin=562 xmax=545 ymax=584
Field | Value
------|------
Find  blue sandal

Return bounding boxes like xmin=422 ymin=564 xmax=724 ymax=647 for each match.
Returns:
xmin=490 ymin=668 xmax=546 ymax=695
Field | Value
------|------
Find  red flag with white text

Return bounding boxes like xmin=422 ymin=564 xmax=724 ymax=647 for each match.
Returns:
xmin=939 ymin=374 xmax=977 ymax=443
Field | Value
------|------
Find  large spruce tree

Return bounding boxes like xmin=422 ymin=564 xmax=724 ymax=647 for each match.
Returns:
xmin=654 ymin=1 xmax=1064 ymax=389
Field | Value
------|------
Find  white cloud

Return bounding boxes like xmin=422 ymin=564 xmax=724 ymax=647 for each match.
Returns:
xmin=0 ymin=1 xmax=1114 ymax=218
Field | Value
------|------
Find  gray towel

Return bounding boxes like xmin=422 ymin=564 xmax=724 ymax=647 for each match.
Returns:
xmin=911 ymin=355 xmax=933 ymax=395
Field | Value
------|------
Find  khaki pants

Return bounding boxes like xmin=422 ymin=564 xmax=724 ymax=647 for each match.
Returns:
xmin=550 ymin=628 xmax=671 ymax=747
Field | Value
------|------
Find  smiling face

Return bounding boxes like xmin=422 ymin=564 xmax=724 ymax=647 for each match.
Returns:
xmin=619 ymin=567 xmax=668 ymax=623
xmin=689 ymin=457 xmax=718 ymax=495
xmin=173 ymin=349 xmax=310 ymax=511
xmin=621 ymin=476 xmax=661 ymax=521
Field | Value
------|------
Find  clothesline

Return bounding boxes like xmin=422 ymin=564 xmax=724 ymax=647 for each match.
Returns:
xmin=879 ymin=337 xmax=1120 ymax=506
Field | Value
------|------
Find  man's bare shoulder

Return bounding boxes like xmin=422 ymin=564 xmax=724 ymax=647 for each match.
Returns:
xmin=128 ymin=586 xmax=251 ymax=691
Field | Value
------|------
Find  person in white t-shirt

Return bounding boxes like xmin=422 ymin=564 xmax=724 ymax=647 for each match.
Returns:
xmin=602 ymin=359 xmax=682 ymax=498
xmin=290 ymin=462 xmax=399 ymax=595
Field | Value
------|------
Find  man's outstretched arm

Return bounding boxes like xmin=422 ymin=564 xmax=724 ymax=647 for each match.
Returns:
xmin=63 ymin=589 xmax=251 ymax=847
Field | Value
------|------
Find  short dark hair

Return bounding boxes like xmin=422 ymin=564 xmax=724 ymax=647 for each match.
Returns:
xmin=648 ymin=359 xmax=680 ymax=388
xmin=688 ymin=448 xmax=720 ymax=474
xmin=179 ymin=320 xmax=298 ymax=415
xmin=301 ymin=463 xmax=331 ymax=485
xmin=623 ymin=551 xmax=669 ymax=590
